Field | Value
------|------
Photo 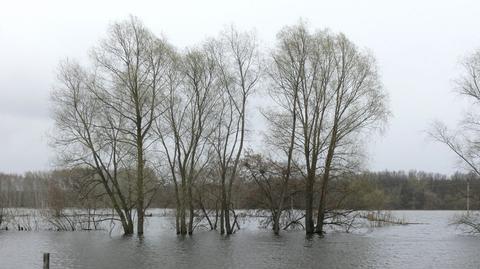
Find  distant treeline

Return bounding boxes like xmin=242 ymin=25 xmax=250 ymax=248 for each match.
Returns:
xmin=0 ymin=170 xmax=476 ymax=211
xmin=340 ymin=171 xmax=478 ymax=210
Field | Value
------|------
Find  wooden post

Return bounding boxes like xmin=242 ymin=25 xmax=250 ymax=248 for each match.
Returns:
xmin=43 ymin=253 xmax=50 ymax=269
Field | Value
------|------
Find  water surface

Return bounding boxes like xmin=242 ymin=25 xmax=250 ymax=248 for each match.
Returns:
xmin=0 ymin=210 xmax=478 ymax=269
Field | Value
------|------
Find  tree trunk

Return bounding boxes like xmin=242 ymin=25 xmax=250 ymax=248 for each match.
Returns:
xmin=305 ymin=172 xmax=315 ymax=234
xmin=315 ymin=162 xmax=332 ymax=234
xmin=273 ymin=211 xmax=280 ymax=235
xmin=220 ymin=174 xmax=226 ymax=235
xmin=136 ymin=137 xmax=145 ymax=236
xmin=174 ymin=184 xmax=180 ymax=234
xmin=124 ymin=218 xmax=134 ymax=235
xmin=220 ymin=206 xmax=225 ymax=235
xmin=188 ymin=181 xmax=194 ymax=235
xmin=180 ymin=180 xmax=187 ymax=235
xmin=315 ymin=121 xmax=337 ymax=234
xmin=315 ymin=181 xmax=328 ymax=234
xmin=225 ymin=202 xmax=232 ymax=234
xmin=175 ymin=205 xmax=180 ymax=234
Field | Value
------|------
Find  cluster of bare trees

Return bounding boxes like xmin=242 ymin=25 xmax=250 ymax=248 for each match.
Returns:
xmin=51 ymin=17 xmax=388 ymax=236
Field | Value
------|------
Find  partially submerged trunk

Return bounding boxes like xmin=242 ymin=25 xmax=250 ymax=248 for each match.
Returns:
xmin=305 ymin=170 xmax=316 ymax=234
xmin=136 ymin=134 xmax=145 ymax=236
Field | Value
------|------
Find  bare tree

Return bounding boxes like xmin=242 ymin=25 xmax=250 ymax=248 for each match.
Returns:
xmin=314 ymin=33 xmax=388 ymax=234
xmin=51 ymin=61 xmax=136 ymax=234
xmin=268 ymin=23 xmax=327 ymax=234
xmin=242 ymin=152 xmax=299 ymax=234
xmin=268 ymin=22 xmax=388 ymax=235
xmin=208 ymin=27 xmax=261 ymax=234
xmin=430 ymin=49 xmax=480 ymax=177
xmin=430 ymin=50 xmax=480 ymax=234
xmin=52 ymin=17 xmax=169 ymax=235
xmin=88 ymin=16 xmax=170 ymax=235
xmin=156 ymin=46 xmax=218 ymax=235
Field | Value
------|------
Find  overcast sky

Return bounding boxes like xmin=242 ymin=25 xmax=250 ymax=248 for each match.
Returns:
xmin=0 ymin=0 xmax=479 ymax=174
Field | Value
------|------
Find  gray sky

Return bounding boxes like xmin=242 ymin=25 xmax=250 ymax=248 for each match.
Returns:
xmin=0 ymin=0 xmax=478 ymax=174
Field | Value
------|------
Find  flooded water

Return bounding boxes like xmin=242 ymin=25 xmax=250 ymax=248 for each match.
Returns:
xmin=0 ymin=210 xmax=478 ymax=269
